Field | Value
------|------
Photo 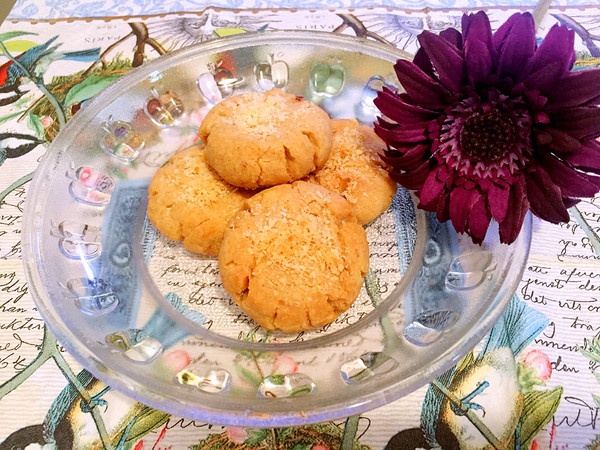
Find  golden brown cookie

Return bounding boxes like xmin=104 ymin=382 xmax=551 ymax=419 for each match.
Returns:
xmin=305 ymin=119 xmax=397 ymax=224
xmin=148 ymin=145 xmax=253 ymax=256
xmin=198 ymin=89 xmax=333 ymax=189
xmin=218 ymin=181 xmax=369 ymax=332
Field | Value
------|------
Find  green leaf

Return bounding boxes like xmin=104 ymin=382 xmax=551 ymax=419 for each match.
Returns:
xmin=256 ymin=351 xmax=275 ymax=360
xmin=517 ymin=363 xmax=545 ymax=393
xmin=111 ymin=406 xmax=169 ymax=446
xmin=0 ymin=111 xmax=23 ymax=125
xmin=594 ymin=371 xmax=600 ymax=384
xmin=237 ymin=350 xmax=255 ymax=359
xmin=0 ymin=31 xmax=37 ymax=43
xmin=276 ymin=427 xmax=294 ymax=441
xmin=594 ymin=394 xmax=600 ymax=409
xmin=235 ymin=362 xmax=262 ymax=386
xmin=341 ymin=415 xmax=360 ymax=450
xmin=455 ymin=351 xmax=475 ymax=374
xmin=64 ymin=74 xmax=121 ymax=106
xmin=244 ymin=428 xmax=270 ymax=446
xmin=13 ymin=95 xmax=33 ymax=109
xmin=125 ymin=407 xmax=169 ymax=443
xmin=580 ymin=348 xmax=600 ymax=364
xmin=267 ymin=374 xmax=285 ymax=385
xmin=519 ymin=386 xmax=563 ymax=446
xmin=27 ymin=114 xmax=46 ymax=140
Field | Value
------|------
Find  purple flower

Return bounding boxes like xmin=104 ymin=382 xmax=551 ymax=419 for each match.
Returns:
xmin=374 ymin=11 xmax=600 ymax=244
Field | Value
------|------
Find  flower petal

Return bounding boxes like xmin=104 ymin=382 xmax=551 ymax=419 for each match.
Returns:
xmin=375 ymin=124 xmax=427 ymax=143
xmin=436 ymin=188 xmax=451 ymax=223
xmin=468 ymin=193 xmax=492 ymax=244
xmin=526 ymin=23 xmax=575 ymax=77
xmin=564 ymin=139 xmax=600 ymax=174
xmin=375 ymin=90 xmax=438 ymax=124
xmin=390 ymin=160 xmax=431 ymax=190
xmin=417 ymin=30 xmax=465 ymax=91
xmin=543 ymin=155 xmax=600 ymax=197
xmin=563 ymin=197 xmax=580 ymax=208
xmin=449 ymin=186 xmax=479 ymax=233
xmin=526 ymin=166 xmax=570 ymax=223
xmin=548 ymin=106 xmax=600 ymax=140
xmin=394 ymin=59 xmax=450 ymax=109
xmin=462 ymin=11 xmax=492 ymax=48
xmin=541 ymin=154 xmax=600 ymax=197
xmin=488 ymin=183 xmax=510 ymax=223
xmin=524 ymin=61 xmax=564 ymax=95
xmin=536 ymin=131 xmax=552 ymax=146
xmin=419 ymin=169 xmax=446 ymax=207
xmin=373 ymin=10 xmax=599 ymax=247
xmin=465 ymin=38 xmax=492 ymax=86
xmin=440 ymin=28 xmax=463 ymax=50
xmin=380 ymin=144 xmax=430 ymax=170
xmin=412 ymin=46 xmax=434 ymax=76
xmin=499 ymin=177 xmax=529 ymax=244
xmin=538 ymin=127 xmax=581 ymax=154
xmin=493 ymin=13 xmax=536 ymax=81
xmin=547 ymin=68 xmax=600 ymax=109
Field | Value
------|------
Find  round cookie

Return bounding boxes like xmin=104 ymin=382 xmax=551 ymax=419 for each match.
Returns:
xmin=148 ymin=145 xmax=253 ymax=256
xmin=305 ymin=119 xmax=397 ymax=224
xmin=218 ymin=181 xmax=369 ymax=332
xmin=198 ymin=89 xmax=333 ymax=189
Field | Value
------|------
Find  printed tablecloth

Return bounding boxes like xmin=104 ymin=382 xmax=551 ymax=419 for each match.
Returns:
xmin=2 ymin=1 xmax=600 ymax=449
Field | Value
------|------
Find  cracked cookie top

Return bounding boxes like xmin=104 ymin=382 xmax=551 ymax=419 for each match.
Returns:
xmin=147 ymin=145 xmax=253 ymax=256
xmin=198 ymin=89 xmax=332 ymax=189
xmin=304 ymin=119 xmax=398 ymax=225
xmin=218 ymin=181 xmax=369 ymax=332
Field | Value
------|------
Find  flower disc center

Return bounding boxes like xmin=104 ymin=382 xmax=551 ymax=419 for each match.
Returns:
xmin=460 ymin=110 xmax=515 ymax=162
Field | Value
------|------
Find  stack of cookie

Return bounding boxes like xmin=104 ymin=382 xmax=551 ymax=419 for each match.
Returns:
xmin=148 ymin=89 xmax=397 ymax=332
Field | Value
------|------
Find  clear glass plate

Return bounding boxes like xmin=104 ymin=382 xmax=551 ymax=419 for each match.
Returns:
xmin=21 ymin=31 xmax=531 ymax=426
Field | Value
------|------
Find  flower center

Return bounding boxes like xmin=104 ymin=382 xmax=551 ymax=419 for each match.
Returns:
xmin=460 ymin=110 xmax=515 ymax=162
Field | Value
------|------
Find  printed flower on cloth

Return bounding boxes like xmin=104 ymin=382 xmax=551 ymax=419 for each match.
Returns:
xmin=375 ymin=11 xmax=600 ymax=244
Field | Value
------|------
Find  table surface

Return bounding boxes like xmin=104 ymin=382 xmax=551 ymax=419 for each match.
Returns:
xmin=2 ymin=1 xmax=600 ymax=449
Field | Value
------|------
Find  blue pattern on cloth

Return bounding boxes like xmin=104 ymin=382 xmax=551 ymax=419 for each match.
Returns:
xmin=7 ymin=0 xmax=594 ymax=20
xmin=91 ymin=178 xmax=206 ymax=349
xmin=391 ymin=187 xmax=417 ymax=275
xmin=142 ymin=292 xmax=206 ymax=349
xmin=90 ymin=178 xmax=150 ymax=330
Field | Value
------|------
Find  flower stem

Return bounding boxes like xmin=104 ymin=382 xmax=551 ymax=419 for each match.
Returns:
xmin=340 ymin=415 xmax=361 ymax=450
xmin=250 ymin=351 xmax=265 ymax=380
xmin=365 ymin=269 xmax=403 ymax=351
xmin=0 ymin=41 xmax=67 ymax=129
xmin=0 ymin=326 xmax=114 ymax=449
xmin=430 ymin=379 xmax=503 ymax=449
xmin=0 ymin=325 xmax=55 ymax=400
xmin=52 ymin=348 xmax=114 ymax=449
xmin=569 ymin=205 xmax=600 ymax=255
xmin=0 ymin=171 xmax=33 ymax=205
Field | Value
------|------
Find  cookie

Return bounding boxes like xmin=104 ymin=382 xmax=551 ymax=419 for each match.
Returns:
xmin=147 ymin=145 xmax=253 ymax=256
xmin=218 ymin=181 xmax=369 ymax=332
xmin=198 ymin=89 xmax=332 ymax=189
xmin=305 ymin=119 xmax=397 ymax=224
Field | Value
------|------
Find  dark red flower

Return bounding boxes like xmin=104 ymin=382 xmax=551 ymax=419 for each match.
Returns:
xmin=375 ymin=11 xmax=600 ymax=244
